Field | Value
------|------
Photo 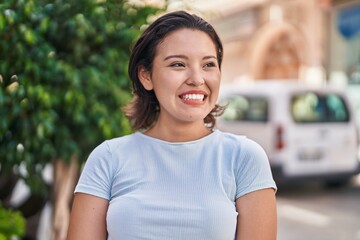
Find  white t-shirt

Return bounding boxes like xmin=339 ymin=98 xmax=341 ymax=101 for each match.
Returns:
xmin=75 ymin=130 xmax=277 ymax=240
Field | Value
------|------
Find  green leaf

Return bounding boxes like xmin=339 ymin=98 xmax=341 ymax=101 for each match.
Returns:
xmin=0 ymin=202 xmax=26 ymax=238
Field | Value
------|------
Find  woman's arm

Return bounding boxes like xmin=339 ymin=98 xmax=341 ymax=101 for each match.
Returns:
xmin=67 ymin=193 xmax=109 ymax=240
xmin=235 ymin=188 xmax=277 ymax=240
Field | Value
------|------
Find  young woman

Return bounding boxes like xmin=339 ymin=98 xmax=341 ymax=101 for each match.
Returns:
xmin=67 ymin=10 xmax=277 ymax=240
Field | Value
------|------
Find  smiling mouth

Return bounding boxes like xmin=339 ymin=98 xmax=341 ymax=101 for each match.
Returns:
xmin=179 ymin=93 xmax=206 ymax=101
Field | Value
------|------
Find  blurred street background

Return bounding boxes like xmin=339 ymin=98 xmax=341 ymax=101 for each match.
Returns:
xmin=1 ymin=0 xmax=360 ymax=239
xmin=277 ymin=175 xmax=360 ymax=240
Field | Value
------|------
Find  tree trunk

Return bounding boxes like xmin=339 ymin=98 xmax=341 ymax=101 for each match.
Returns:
xmin=52 ymin=157 xmax=79 ymax=240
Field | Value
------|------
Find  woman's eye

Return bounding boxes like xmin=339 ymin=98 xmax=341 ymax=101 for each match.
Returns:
xmin=204 ymin=62 xmax=216 ymax=68
xmin=170 ymin=62 xmax=185 ymax=67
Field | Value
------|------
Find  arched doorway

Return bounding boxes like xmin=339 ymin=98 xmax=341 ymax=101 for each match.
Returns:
xmin=250 ymin=22 xmax=308 ymax=80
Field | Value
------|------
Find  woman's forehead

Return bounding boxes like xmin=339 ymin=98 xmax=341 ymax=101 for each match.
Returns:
xmin=155 ymin=29 xmax=217 ymax=56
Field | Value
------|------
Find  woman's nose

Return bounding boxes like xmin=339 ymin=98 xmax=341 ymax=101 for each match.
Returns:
xmin=186 ymin=68 xmax=204 ymax=86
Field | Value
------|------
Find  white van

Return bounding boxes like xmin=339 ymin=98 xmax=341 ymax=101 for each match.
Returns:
xmin=217 ymin=80 xmax=360 ymax=185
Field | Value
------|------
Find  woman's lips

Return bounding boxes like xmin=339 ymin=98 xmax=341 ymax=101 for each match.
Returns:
xmin=179 ymin=91 xmax=208 ymax=105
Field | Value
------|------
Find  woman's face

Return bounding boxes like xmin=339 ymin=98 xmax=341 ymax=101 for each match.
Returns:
xmin=139 ymin=28 xmax=221 ymax=127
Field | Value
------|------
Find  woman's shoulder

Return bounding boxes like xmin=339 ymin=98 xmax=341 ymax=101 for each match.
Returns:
xmin=102 ymin=132 xmax=141 ymax=150
xmin=216 ymin=130 xmax=246 ymax=142
xmin=216 ymin=130 xmax=260 ymax=147
xmin=215 ymin=130 xmax=267 ymax=158
xmin=84 ymin=133 xmax=137 ymax=159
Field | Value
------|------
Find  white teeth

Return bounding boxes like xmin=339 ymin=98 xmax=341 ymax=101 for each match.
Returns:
xmin=181 ymin=94 xmax=204 ymax=101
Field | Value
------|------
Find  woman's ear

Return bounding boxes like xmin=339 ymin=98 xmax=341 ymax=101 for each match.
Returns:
xmin=138 ymin=66 xmax=153 ymax=91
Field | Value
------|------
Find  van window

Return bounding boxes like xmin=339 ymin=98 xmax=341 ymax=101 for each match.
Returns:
xmin=222 ymin=95 xmax=268 ymax=122
xmin=291 ymin=92 xmax=349 ymax=123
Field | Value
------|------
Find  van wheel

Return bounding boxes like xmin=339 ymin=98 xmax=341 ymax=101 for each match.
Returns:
xmin=324 ymin=178 xmax=350 ymax=188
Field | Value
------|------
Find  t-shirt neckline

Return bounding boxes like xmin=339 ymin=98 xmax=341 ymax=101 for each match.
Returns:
xmin=135 ymin=129 xmax=219 ymax=145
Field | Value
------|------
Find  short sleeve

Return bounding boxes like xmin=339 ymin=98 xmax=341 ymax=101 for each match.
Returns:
xmin=235 ymin=138 xmax=277 ymax=199
xmin=74 ymin=141 xmax=114 ymax=200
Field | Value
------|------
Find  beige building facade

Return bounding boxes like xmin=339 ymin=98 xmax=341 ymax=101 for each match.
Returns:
xmin=190 ymin=0 xmax=360 ymax=86
xmin=199 ymin=0 xmax=326 ymax=84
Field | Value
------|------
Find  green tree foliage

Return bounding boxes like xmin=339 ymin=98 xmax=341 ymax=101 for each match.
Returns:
xmin=0 ymin=201 xmax=25 ymax=240
xmin=0 ymin=0 xmax=162 ymax=195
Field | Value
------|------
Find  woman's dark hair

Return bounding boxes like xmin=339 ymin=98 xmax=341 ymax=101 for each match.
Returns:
xmin=124 ymin=10 xmax=224 ymax=130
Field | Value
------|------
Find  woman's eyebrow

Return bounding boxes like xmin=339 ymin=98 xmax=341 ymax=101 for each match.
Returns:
xmin=164 ymin=55 xmax=188 ymax=61
xmin=164 ymin=55 xmax=217 ymax=61
xmin=203 ymin=55 xmax=217 ymax=60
